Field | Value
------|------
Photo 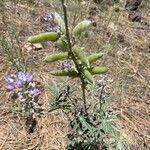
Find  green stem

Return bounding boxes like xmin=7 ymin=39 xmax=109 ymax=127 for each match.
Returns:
xmin=60 ymin=0 xmax=87 ymax=113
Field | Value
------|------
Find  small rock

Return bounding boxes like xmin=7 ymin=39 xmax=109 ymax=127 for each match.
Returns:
xmin=108 ymin=22 xmax=117 ymax=31
xmin=117 ymin=34 xmax=124 ymax=43
xmin=128 ymin=12 xmax=142 ymax=22
xmin=125 ymin=0 xmax=143 ymax=11
xmin=24 ymin=43 xmax=43 ymax=52
xmin=33 ymin=43 xmax=43 ymax=50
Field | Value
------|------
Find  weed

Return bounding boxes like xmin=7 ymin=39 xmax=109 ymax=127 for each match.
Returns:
xmin=27 ymin=0 xmax=129 ymax=149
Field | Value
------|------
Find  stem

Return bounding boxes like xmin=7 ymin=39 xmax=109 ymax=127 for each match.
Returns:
xmin=99 ymin=85 xmax=105 ymax=113
xmin=60 ymin=0 xmax=87 ymax=113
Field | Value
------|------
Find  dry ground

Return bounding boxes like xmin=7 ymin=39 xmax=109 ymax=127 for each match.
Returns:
xmin=0 ymin=0 xmax=150 ymax=149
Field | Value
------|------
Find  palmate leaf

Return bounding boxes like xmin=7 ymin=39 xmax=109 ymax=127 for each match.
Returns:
xmin=78 ymin=116 xmax=94 ymax=133
xmin=114 ymin=137 xmax=130 ymax=150
xmin=101 ymin=118 xmax=120 ymax=137
xmin=108 ymin=141 xmax=129 ymax=150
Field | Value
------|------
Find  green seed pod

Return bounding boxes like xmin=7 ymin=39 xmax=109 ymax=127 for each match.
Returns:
xmin=54 ymin=12 xmax=66 ymax=34
xmin=89 ymin=67 xmax=108 ymax=75
xmin=50 ymin=69 xmax=78 ymax=77
xmin=88 ymin=53 xmax=104 ymax=64
xmin=83 ymin=69 xmax=94 ymax=83
xmin=73 ymin=47 xmax=90 ymax=67
xmin=73 ymin=20 xmax=92 ymax=36
xmin=44 ymin=52 xmax=69 ymax=63
xmin=55 ymin=38 xmax=68 ymax=50
xmin=28 ymin=32 xmax=59 ymax=43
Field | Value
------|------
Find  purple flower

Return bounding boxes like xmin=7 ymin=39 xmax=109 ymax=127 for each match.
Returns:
xmin=47 ymin=24 xmax=61 ymax=33
xmin=4 ymin=75 xmax=15 ymax=91
xmin=18 ymin=72 xmax=27 ymax=82
xmin=17 ymin=72 xmax=33 ymax=83
xmin=41 ymin=13 xmax=53 ymax=22
xmin=58 ymin=60 xmax=72 ymax=70
xmin=4 ymin=75 xmax=14 ymax=84
xmin=6 ymin=84 xmax=14 ymax=91
xmin=15 ymin=80 xmax=23 ymax=88
xmin=52 ymin=26 xmax=61 ymax=33
xmin=31 ymin=89 xmax=41 ymax=97
xmin=25 ymin=73 xmax=33 ymax=82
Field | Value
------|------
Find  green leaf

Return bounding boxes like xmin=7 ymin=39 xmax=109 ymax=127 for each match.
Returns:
xmin=101 ymin=118 xmax=119 ymax=137
xmin=115 ymin=137 xmax=130 ymax=150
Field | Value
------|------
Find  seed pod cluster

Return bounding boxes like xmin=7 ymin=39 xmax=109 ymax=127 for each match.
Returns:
xmin=28 ymin=16 xmax=108 ymax=83
xmin=44 ymin=52 xmax=69 ymax=63
xmin=28 ymin=32 xmax=59 ymax=43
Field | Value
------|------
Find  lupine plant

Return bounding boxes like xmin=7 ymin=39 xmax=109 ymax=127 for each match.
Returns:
xmin=28 ymin=0 xmax=128 ymax=149
xmin=4 ymin=72 xmax=41 ymax=133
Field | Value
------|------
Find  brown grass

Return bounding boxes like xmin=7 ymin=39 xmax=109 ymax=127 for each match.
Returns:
xmin=0 ymin=0 xmax=149 ymax=149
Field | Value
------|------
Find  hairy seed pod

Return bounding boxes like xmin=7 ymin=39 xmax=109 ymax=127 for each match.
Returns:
xmin=50 ymin=69 xmax=78 ymax=77
xmin=73 ymin=20 xmax=92 ymax=36
xmin=73 ymin=48 xmax=90 ymax=67
xmin=89 ymin=67 xmax=108 ymax=75
xmin=55 ymin=38 xmax=68 ymax=50
xmin=83 ymin=69 xmax=94 ymax=83
xmin=54 ymin=12 xmax=66 ymax=33
xmin=44 ymin=52 xmax=69 ymax=63
xmin=88 ymin=53 xmax=104 ymax=64
xmin=28 ymin=32 xmax=59 ymax=43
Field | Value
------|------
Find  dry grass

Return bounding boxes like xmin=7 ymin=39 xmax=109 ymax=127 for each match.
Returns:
xmin=0 ymin=0 xmax=150 ymax=149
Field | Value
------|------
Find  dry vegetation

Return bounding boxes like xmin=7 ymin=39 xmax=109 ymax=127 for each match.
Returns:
xmin=0 ymin=0 xmax=149 ymax=149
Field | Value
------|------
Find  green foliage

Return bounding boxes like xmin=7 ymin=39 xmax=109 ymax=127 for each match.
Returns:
xmin=101 ymin=117 xmax=119 ymax=137
xmin=49 ymin=81 xmax=128 ymax=150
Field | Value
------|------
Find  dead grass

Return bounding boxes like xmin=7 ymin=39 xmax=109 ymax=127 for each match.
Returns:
xmin=0 ymin=0 xmax=149 ymax=149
